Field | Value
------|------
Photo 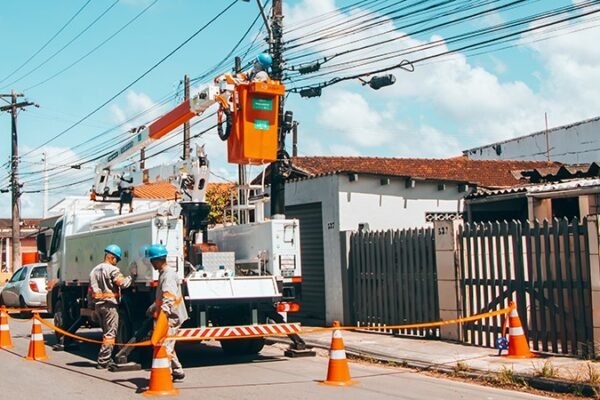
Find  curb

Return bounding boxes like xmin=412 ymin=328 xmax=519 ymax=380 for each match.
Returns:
xmin=269 ymin=337 xmax=600 ymax=397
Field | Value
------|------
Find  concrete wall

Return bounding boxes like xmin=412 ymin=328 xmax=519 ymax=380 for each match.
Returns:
xmin=284 ymin=175 xmax=341 ymax=323
xmin=463 ymin=117 xmax=600 ymax=163
xmin=338 ymin=174 xmax=466 ymax=231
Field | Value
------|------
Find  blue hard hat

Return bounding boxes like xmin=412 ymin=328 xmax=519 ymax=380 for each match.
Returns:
xmin=146 ymin=244 xmax=168 ymax=260
xmin=104 ymin=244 xmax=122 ymax=261
xmin=256 ymin=53 xmax=272 ymax=69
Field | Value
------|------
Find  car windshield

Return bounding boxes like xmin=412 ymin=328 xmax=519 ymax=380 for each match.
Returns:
xmin=30 ymin=266 xmax=48 ymax=279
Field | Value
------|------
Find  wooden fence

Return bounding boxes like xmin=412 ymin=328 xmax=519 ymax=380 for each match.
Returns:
xmin=349 ymin=228 xmax=439 ymax=337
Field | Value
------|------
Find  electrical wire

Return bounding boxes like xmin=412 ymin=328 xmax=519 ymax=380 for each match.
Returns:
xmin=1 ymin=0 xmax=120 ymax=91
xmin=24 ymin=0 xmax=160 ymax=92
xmin=0 ymin=1 xmax=92 ymax=85
xmin=20 ymin=0 xmax=239 ymax=160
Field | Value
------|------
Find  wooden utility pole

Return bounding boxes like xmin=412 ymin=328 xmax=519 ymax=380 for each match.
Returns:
xmin=0 ymin=91 xmax=36 ymax=272
xmin=269 ymin=0 xmax=286 ymax=218
xmin=183 ymin=74 xmax=191 ymax=160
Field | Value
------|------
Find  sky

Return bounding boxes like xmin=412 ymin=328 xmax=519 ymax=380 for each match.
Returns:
xmin=0 ymin=0 xmax=599 ymax=218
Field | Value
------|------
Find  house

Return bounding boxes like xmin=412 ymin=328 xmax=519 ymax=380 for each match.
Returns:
xmin=463 ymin=116 xmax=600 ymax=164
xmin=466 ymin=163 xmax=600 ymax=223
xmin=0 ymin=218 xmax=42 ymax=279
xmin=262 ymin=156 xmax=558 ymax=325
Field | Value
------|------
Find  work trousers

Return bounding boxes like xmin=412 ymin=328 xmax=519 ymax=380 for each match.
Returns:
xmin=95 ymin=302 xmax=119 ymax=365
xmin=166 ymin=325 xmax=183 ymax=375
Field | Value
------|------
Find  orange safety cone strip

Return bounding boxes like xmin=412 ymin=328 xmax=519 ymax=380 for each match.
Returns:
xmin=0 ymin=306 xmax=14 ymax=349
xmin=506 ymin=301 xmax=535 ymax=359
xmin=25 ymin=314 xmax=48 ymax=361
xmin=321 ymin=321 xmax=357 ymax=387
xmin=144 ymin=341 xmax=179 ymax=397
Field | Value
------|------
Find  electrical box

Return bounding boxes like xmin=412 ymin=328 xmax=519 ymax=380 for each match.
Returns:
xmin=227 ymin=80 xmax=285 ymax=165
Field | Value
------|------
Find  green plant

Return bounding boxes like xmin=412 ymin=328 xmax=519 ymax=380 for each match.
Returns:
xmin=532 ymin=360 xmax=558 ymax=379
xmin=495 ymin=366 xmax=527 ymax=387
xmin=587 ymin=362 xmax=600 ymax=385
xmin=453 ymin=361 xmax=470 ymax=375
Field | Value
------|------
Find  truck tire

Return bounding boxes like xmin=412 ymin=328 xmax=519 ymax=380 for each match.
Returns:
xmin=220 ymin=338 xmax=265 ymax=356
xmin=53 ymin=299 xmax=73 ymax=341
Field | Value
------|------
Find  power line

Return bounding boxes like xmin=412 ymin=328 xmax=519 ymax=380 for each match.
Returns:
xmin=24 ymin=0 xmax=160 ymax=92
xmin=21 ymin=0 xmax=239 ymax=160
xmin=1 ymin=0 xmax=120 ymax=90
xmin=0 ymin=1 xmax=92 ymax=85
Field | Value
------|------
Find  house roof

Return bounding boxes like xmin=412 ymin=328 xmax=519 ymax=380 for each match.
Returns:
xmin=133 ymin=181 xmax=235 ymax=200
xmin=468 ymin=177 xmax=600 ymax=200
xmin=289 ymin=156 xmax=559 ymax=188
xmin=133 ymin=181 xmax=179 ymax=200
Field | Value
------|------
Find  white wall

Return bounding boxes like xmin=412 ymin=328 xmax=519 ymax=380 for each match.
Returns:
xmin=338 ymin=175 xmax=465 ymax=231
xmin=463 ymin=117 xmax=600 ymax=163
xmin=284 ymin=175 xmax=341 ymax=323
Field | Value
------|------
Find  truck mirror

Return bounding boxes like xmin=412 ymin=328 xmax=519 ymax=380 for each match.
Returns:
xmin=37 ymin=233 xmax=48 ymax=262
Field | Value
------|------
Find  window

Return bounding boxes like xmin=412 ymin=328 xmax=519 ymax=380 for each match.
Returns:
xmin=49 ymin=219 xmax=64 ymax=256
xmin=9 ymin=268 xmax=25 ymax=283
xmin=30 ymin=266 xmax=48 ymax=279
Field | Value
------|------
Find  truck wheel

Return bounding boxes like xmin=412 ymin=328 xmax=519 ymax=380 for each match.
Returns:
xmin=53 ymin=299 xmax=73 ymax=341
xmin=220 ymin=338 xmax=265 ymax=355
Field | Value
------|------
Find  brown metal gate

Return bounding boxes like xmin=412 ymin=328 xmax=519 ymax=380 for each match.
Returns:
xmin=349 ymin=227 xmax=439 ymax=337
xmin=459 ymin=218 xmax=593 ymax=356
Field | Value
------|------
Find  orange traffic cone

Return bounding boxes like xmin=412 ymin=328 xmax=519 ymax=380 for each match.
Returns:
xmin=321 ymin=321 xmax=357 ymax=386
xmin=0 ymin=306 xmax=14 ymax=349
xmin=25 ymin=313 xmax=48 ymax=361
xmin=144 ymin=341 xmax=179 ymax=397
xmin=506 ymin=301 xmax=535 ymax=359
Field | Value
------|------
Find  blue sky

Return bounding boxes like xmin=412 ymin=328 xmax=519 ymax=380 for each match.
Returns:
xmin=0 ymin=0 xmax=599 ymax=217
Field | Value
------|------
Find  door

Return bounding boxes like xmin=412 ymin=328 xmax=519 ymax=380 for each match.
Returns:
xmin=2 ymin=267 xmax=25 ymax=306
xmin=285 ymin=203 xmax=326 ymax=326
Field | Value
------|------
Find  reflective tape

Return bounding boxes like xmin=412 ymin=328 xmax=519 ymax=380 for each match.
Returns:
xmin=333 ymin=330 xmax=342 ymax=339
xmin=509 ymin=326 xmax=524 ymax=336
xmin=151 ymin=358 xmax=171 ymax=369
xmin=31 ymin=333 xmax=44 ymax=341
xmin=329 ymin=350 xmax=347 ymax=360
xmin=0 ymin=325 xmax=8 ymax=331
xmin=509 ymin=308 xmax=518 ymax=317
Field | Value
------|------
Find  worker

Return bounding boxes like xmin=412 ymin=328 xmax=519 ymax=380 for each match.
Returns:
xmin=145 ymin=244 xmax=188 ymax=381
xmin=118 ymin=172 xmax=134 ymax=214
xmin=89 ymin=244 xmax=134 ymax=369
xmin=247 ymin=53 xmax=272 ymax=82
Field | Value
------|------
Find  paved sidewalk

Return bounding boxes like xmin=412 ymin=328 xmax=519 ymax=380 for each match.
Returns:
xmin=272 ymin=328 xmax=600 ymax=394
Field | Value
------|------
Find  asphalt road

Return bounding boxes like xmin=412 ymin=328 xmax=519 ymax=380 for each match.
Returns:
xmin=0 ymin=315 xmax=551 ymax=400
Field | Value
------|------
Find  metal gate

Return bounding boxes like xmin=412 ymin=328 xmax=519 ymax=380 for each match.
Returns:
xmin=349 ymin=227 xmax=439 ymax=337
xmin=459 ymin=218 xmax=593 ymax=356
xmin=285 ymin=202 xmax=326 ymax=326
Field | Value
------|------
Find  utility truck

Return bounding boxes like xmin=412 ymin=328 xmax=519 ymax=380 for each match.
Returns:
xmin=38 ymin=64 xmax=310 ymax=360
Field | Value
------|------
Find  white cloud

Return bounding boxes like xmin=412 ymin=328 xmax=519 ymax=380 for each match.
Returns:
xmin=317 ymin=89 xmax=395 ymax=147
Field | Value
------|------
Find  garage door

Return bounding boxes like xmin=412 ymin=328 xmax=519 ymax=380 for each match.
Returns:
xmin=285 ymin=202 xmax=325 ymax=326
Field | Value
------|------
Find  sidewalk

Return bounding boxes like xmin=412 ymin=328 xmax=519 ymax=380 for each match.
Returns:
xmin=272 ymin=329 xmax=600 ymax=396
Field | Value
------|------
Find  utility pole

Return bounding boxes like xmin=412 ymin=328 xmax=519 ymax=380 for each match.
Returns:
xmin=0 ymin=91 xmax=36 ymax=272
xmin=183 ymin=74 xmax=191 ymax=161
xmin=42 ymin=152 xmax=48 ymax=218
xmin=269 ymin=0 xmax=286 ymax=218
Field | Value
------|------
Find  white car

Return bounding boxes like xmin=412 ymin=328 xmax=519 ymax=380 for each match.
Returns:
xmin=0 ymin=263 xmax=48 ymax=308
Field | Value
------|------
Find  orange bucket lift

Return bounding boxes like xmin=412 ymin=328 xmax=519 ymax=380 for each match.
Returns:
xmin=227 ymin=80 xmax=285 ymax=165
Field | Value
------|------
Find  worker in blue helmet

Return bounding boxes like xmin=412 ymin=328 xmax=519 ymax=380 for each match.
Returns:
xmin=89 ymin=244 xmax=135 ymax=369
xmin=248 ymin=52 xmax=272 ymax=82
xmin=145 ymin=243 xmax=189 ymax=381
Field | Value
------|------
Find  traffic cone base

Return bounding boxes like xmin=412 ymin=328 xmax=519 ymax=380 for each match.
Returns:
xmin=25 ymin=315 xmax=48 ymax=361
xmin=505 ymin=302 xmax=535 ymax=359
xmin=0 ymin=307 xmax=14 ymax=349
xmin=321 ymin=322 xmax=358 ymax=387
xmin=144 ymin=342 xmax=179 ymax=397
